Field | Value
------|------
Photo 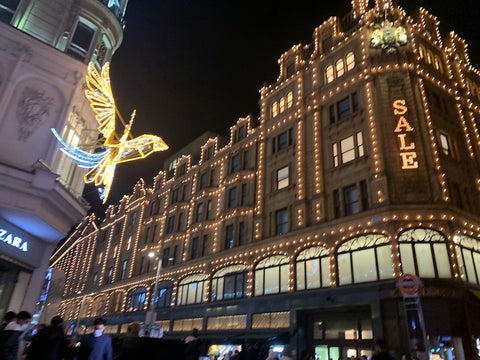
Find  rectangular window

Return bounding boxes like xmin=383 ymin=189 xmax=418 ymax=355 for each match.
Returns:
xmin=173 ymin=245 xmax=178 ymax=264
xmin=276 ymin=208 xmax=288 ymax=235
xmin=278 ymin=132 xmax=288 ymax=151
xmin=177 ymin=213 xmax=184 ymax=232
xmin=241 ymin=184 xmax=247 ymax=206
xmin=337 ymin=97 xmax=351 ymax=119
xmin=191 ymin=237 xmax=199 ymax=259
xmin=360 ymin=180 xmax=369 ymax=211
xmin=226 ymin=225 xmax=234 ymax=249
xmin=209 ymin=169 xmax=215 ymax=187
xmin=243 ymin=150 xmax=249 ymax=170
xmin=334 ymin=190 xmax=341 ymax=218
xmin=238 ymin=125 xmax=245 ymax=141
xmin=206 ymin=146 xmax=214 ymax=160
xmin=329 ymin=104 xmax=336 ymax=124
xmin=162 ymin=247 xmax=171 ymax=267
xmin=439 ymin=133 xmax=450 ymax=156
xmin=202 ymin=235 xmax=208 ymax=256
xmin=277 ymin=166 xmax=289 ymax=190
xmin=352 ymin=92 xmax=359 ymax=112
xmin=67 ymin=19 xmax=95 ymax=60
xmin=179 ymin=163 xmax=186 ymax=176
xmin=340 ymin=136 xmax=355 ymax=163
xmin=166 ymin=216 xmax=175 ymax=234
xmin=231 ymin=154 xmax=240 ymax=173
xmin=171 ymin=188 xmax=179 ymax=204
xmin=199 ymin=172 xmax=207 ymax=190
xmin=228 ymin=187 xmax=237 ymax=208
xmin=356 ymin=131 xmax=364 ymax=157
xmin=196 ymin=203 xmax=204 ymax=223
xmin=182 ymin=184 xmax=188 ymax=201
xmin=344 ymin=185 xmax=359 ymax=216
xmin=120 ymin=260 xmax=127 ymax=280
xmin=206 ymin=200 xmax=212 ymax=220
xmin=332 ymin=143 xmax=339 ymax=167
xmin=0 ymin=0 xmax=20 ymax=24
xmin=238 ymin=222 xmax=245 ymax=245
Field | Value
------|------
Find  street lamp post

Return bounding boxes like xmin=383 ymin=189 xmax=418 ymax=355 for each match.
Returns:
xmin=144 ymin=252 xmax=162 ymax=335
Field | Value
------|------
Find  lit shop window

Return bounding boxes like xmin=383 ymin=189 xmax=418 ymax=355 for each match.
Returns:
xmin=454 ymin=235 xmax=480 ymax=285
xmin=176 ymin=274 xmax=207 ymax=306
xmin=207 ymin=315 xmax=247 ymax=330
xmin=398 ymin=228 xmax=451 ymax=279
xmin=251 ymin=312 xmax=290 ymax=329
xmin=254 ymin=255 xmax=289 ymax=296
xmin=153 ymin=281 xmax=173 ymax=309
xmin=324 ymin=51 xmax=355 ymax=84
xmin=211 ymin=265 xmax=248 ymax=301
xmin=277 ymin=166 xmax=289 ymax=190
xmin=126 ymin=287 xmax=147 ymax=312
xmin=296 ymin=246 xmax=331 ymax=290
xmin=337 ymin=234 xmax=394 ymax=286
xmin=108 ymin=292 xmax=123 ymax=313
xmin=270 ymin=91 xmax=294 ymax=118
xmin=332 ymin=131 xmax=364 ymax=167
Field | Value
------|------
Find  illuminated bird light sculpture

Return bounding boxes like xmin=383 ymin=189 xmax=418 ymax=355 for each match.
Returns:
xmin=52 ymin=62 xmax=168 ymax=202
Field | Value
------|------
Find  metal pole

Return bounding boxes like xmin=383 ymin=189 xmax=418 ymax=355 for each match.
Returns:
xmin=74 ymin=294 xmax=86 ymax=336
xmin=145 ymin=257 xmax=162 ymax=334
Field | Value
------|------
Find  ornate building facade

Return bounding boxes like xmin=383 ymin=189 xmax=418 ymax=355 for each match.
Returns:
xmin=51 ymin=1 xmax=480 ymax=359
xmin=0 ymin=0 xmax=128 ymax=318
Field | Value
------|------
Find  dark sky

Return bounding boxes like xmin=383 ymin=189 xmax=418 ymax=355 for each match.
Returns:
xmin=84 ymin=0 xmax=480 ymax=214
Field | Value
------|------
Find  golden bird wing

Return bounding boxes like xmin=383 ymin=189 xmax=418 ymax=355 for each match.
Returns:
xmin=85 ymin=62 xmax=116 ymax=144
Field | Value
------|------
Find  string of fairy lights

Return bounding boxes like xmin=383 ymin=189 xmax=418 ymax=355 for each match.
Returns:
xmin=51 ymin=0 xmax=480 ymax=321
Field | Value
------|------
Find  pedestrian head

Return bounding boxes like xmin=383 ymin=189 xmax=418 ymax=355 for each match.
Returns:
xmin=3 ymin=311 xmax=16 ymax=323
xmin=93 ymin=317 xmax=106 ymax=336
xmin=50 ymin=316 xmax=63 ymax=328
xmin=191 ymin=328 xmax=198 ymax=337
xmin=127 ymin=321 xmax=141 ymax=336
xmin=16 ymin=311 xmax=32 ymax=325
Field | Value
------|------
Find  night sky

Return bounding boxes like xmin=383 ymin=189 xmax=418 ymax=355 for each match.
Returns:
xmin=84 ymin=0 xmax=480 ymax=214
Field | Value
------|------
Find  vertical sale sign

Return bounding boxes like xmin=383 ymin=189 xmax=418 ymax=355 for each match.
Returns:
xmin=393 ymin=99 xmax=419 ymax=170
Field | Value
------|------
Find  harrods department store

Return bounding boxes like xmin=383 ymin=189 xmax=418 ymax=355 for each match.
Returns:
xmin=51 ymin=1 xmax=480 ymax=359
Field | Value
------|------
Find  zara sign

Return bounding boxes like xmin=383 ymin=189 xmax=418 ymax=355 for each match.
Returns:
xmin=0 ymin=228 xmax=28 ymax=252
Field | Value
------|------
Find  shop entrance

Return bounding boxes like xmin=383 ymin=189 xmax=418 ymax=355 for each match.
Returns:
xmin=315 ymin=343 xmax=372 ymax=360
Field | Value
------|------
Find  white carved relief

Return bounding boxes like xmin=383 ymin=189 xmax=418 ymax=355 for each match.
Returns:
xmin=16 ymin=87 xmax=54 ymax=142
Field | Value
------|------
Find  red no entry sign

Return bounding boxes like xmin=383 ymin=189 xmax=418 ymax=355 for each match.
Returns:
xmin=397 ymin=273 xmax=421 ymax=295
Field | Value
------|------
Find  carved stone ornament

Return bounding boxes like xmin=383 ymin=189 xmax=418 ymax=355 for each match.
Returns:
xmin=16 ymin=87 xmax=53 ymax=142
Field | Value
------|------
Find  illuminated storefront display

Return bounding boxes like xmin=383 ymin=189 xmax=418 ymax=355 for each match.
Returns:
xmin=0 ymin=228 xmax=28 ymax=252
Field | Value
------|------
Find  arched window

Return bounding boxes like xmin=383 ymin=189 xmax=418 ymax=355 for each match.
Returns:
xmin=418 ymin=45 xmax=425 ymax=59
xmin=296 ymin=246 xmax=330 ymax=290
xmin=337 ymin=234 xmax=393 ymax=285
xmin=286 ymin=91 xmax=293 ymax=108
xmin=426 ymin=50 xmax=433 ymax=64
xmin=153 ymin=281 xmax=173 ymax=309
xmin=78 ymin=298 xmax=92 ymax=318
xmin=91 ymin=296 xmax=107 ymax=317
xmin=346 ymin=51 xmax=355 ymax=71
xmin=271 ymin=101 xmax=279 ymax=118
xmin=126 ymin=287 xmax=147 ymax=312
xmin=64 ymin=304 xmax=77 ymax=321
xmin=335 ymin=58 xmax=345 ymax=77
xmin=211 ymin=264 xmax=248 ymax=301
xmin=434 ymin=56 xmax=443 ymax=73
xmin=398 ymin=228 xmax=451 ymax=279
xmin=177 ymin=274 xmax=207 ymax=306
xmin=454 ymin=235 xmax=480 ymax=284
xmin=254 ymin=255 xmax=289 ymax=296
xmin=325 ymin=65 xmax=335 ymax=83
xmin=279 ymin=97 xmax=286 ymax=113
xmin=108 ymin=292 xmax=124 ymax=313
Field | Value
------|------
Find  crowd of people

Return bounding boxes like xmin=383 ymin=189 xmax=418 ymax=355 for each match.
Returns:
xmin=1 ymin=312 xmax=421 ymax=360
xmin=0 ymin=311 xmax=112 ymax=360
